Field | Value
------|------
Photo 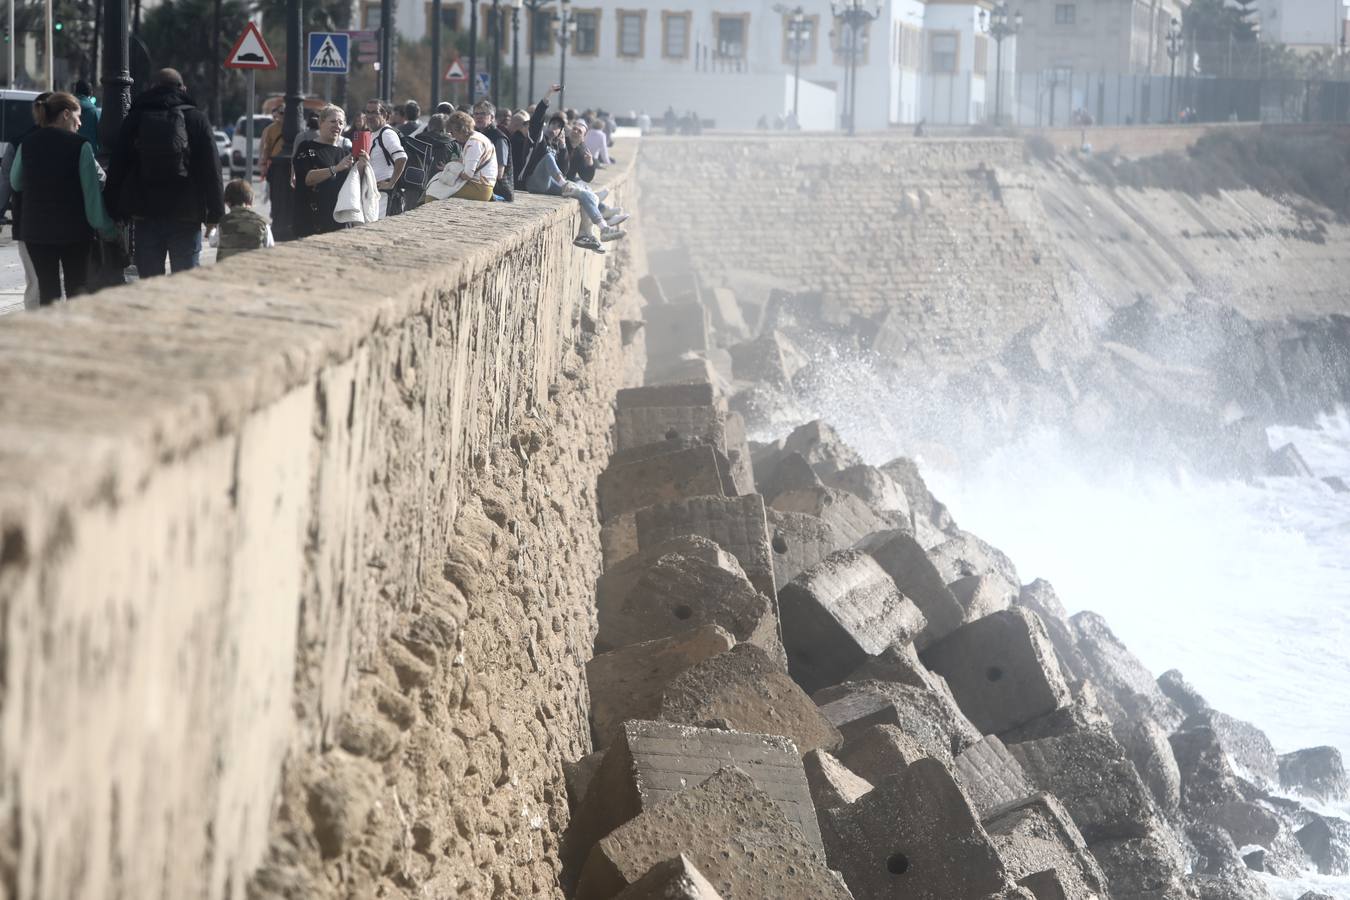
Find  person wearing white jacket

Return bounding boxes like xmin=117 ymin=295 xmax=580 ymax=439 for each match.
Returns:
xmin=443 ymin=111 xmax=497 ymax=202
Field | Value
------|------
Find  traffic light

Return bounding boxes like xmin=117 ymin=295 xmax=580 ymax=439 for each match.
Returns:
xmin=54 ymin=20 xmax=63 ymax=31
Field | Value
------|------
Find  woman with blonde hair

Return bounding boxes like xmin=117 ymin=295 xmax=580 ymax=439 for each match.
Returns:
xmin=293 ymin=104 xmax=368 ymax=236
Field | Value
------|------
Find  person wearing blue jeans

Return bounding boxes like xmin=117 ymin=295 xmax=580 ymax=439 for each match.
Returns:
xmin=135 ymin=219 xmax=202 ymax=276
xmin=524 ymin=144 xmax=628 ymax=252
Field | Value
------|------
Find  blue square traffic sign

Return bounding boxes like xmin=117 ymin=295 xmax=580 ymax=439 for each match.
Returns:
xmin=308 ymin=32 xmax=350 ymax=74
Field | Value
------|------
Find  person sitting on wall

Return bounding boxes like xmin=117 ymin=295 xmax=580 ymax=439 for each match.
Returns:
xmin=582 ymin=115 xmax=612 ymax=167
xmin=518 ymin=84 xmax=565 ymax=193
xmin=562 ymin=119 xmax=596 ymax=183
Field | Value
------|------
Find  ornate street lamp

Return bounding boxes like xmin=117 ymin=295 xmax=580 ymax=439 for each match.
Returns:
xmin=556 ymin=0 xmax=575 ymax=109
xmin=522 ymin=0 xmax=550 ymax=105
xmin=431 ymin=0 xmax=443 ymax=107
xmin=979 ymin=0 xmax=1021 ymax=126
xmin=98 ymin=0 xmax=132 ymax=152
xmin=1166 ymin=17 xmax=1182 ymax=121
xmin=511 ymin=0 xmax=523 ymax=108
xmin=469 ymin=0 xmax=479 ymax=103
xmin=774 ymin=4 xmax=812 ymax=125
xmin=831 ymin=0 xmax=881 ymax=135
xmin=490 ymin=0 xmax=502 ymax=104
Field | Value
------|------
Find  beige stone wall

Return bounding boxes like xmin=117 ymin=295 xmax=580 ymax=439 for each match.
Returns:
xmin=0 ymin=163 xmax=639 ymax=899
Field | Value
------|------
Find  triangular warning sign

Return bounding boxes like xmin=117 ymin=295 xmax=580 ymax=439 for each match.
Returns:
xmin=444 ymin=57 xmax=467 ymax=82
xmin=225 ymin=22 xmax=277 ymax=70
xmin=311 ymin=35 xmax=342 ymax=69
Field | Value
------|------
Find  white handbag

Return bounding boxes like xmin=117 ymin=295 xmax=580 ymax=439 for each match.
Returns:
xmin=334 ymin=166 xmax=379 ymax=224
xmin=424 ymin=161 xmax=466 ymax=201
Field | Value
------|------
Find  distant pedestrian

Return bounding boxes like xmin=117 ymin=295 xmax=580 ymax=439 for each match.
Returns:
xmin=9 ymin=92 xmax=117 ymax=303
xmin=471 ymin=99 xmax=513 ymax=200
xmin=421 ymin=113 xmax=460 ymax=173
xmin=399 ymin=100 xmax=422 ymax=139
xmin=0 ymin=91 xmax=50 ymax=310
xmin=214 ymin=179 xmax=273 ymax=261
xmin=364 ymin=101 xmax=408 ymax=217
xmin=293 ymin=105 xmax=364 ymax=237
xmin=105 ymin=68 xmax=224 ymax=278
xmin=73 ymin=80 xmax=101 ymax=153
xmin=509 ymin=110 xmax=531 ymax=188
xmin=582 ymin=116 xmax=611 ymax=166
xmin=435 ymin=101 xmax=455 ymax=116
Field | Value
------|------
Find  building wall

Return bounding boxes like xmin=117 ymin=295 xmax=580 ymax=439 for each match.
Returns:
xmin=1261 ymin=0 xmax=1349 ymax=47
xmin=1015 ymin=0 xmax=1182 ymax=76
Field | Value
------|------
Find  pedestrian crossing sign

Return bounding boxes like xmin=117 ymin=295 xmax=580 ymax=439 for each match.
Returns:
xmin=308 ymin=31 xmax=349 ymax=74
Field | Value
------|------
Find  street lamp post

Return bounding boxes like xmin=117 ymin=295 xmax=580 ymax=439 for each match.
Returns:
xmin=523 ymin=0 xmax=548 ymax=104
xmin=431 ymin=0 xmax=442 ymax=107
xmin=1165 ymin=17 xmax=1181 ymax=121
xmin=774 ymin=5 xmax=811 ymax=125
xmin=468 ymin=0 xmax=478 ymax=105
xmin=979 ymin=0 xmax=1021 ymax=126
xmin=490 ymin=0 xmax=502 ymax=104
xmin=831 ymin=0 xmax=881 ymax=136
xmin=98 ymin=0 xmax=132 ymax=153
xmin=511 ymin=0 xmax=522 ymax=108
xmin=557 ymin=0 xmax=575 ymax=109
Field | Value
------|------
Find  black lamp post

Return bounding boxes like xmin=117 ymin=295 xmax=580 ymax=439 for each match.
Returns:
xmin=831 ymin=0 xmax=881 ymax=136
xmin=431 ymin=0 xmax=442 ymax=107
xmin=379 ymin=0 xmax=392 ymax=99
xmin=557 ymin=0 xmax=575 ymax=110
xmin=468 ymin=0 xmax=478 ymax=104
xmin=98 ymin=0 xmax=131 ymax=152
xmin=490 ymin=0 xmax=501 ymax=104
xmin=511 ymin=0 xmax=522 ymax=107
xmin=271 ymin=0 xmax=302 ymax=241
xmin=775 ymin=4 xmax=811 ymax=124
xmin=1166 ymin=17 xmax=1181 ymax=121
xmin=979 ymin=0 xmax=1021 ymax=126
xmin=522 ymin=0 xmax=549 ymax=104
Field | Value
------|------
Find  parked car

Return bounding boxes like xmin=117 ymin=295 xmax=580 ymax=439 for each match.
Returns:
xmin=214 ymin=129 xmax=230 ymax=167
xmin=0 ymin=89 xmax=43 ymax=161
xmin=229 ymin=114 xmax=275 ymax=177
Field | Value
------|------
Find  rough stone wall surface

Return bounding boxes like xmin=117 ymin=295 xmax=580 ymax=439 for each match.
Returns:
xmin=0 ymin=161 xmax=639 ymax=900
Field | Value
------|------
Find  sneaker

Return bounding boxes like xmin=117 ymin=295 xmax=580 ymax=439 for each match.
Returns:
xmin=573 ymin=234 xmax=604 ymax=253
xmin=599 ymin=226 xmax=627 ymax=242
xmin=593 ymin=187 xmax=610 ymax=202
xmin=605 ymin=212 xmax=631 ymax=227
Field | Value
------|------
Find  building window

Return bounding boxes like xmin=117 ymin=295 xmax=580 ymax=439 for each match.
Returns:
xmin=928 ymin=32 xmax=958 ymax=73
xmin=714 ymin=12 xmax=749 ymax=59
xmin=618 ymin=10 xmax=645 ymax=57
xmin=662 ymin=11 xmax=691 ymax=59
xmin=1054 ymin=4 xmax=1076 ymax=24
xmin=974 ymin=33 xmax=988 ymax=75
xmin=781 ymin=12 xmax=819 ymax=65
xmin=898 ymin=23 xmax=921 ymax=70
xmin=832 ymin=18 xmax=870 ymax=65
xmin=530 ymin=9 xmax=555 ymax=55
xmin=361 ymin=2 xmax=379 ymax=29
xmin=573 ymin=9 xmax=599 ymax=56
xmin=424 ymin=2 xmax=462 ymax=37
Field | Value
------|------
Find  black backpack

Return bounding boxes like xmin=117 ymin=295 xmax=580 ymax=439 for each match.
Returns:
xmin=136 ymin=105 xmax=191 ymax=182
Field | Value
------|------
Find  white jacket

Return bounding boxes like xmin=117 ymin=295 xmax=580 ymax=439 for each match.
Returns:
xmin=334 ymin=165 xmax=379 ymax=224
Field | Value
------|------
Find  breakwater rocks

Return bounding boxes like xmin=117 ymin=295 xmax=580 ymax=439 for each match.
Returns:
xmin=560 ymin=257 xmax=1350 ymax=899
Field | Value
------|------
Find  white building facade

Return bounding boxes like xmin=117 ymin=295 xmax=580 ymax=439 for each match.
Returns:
xmin=491 ymin=0 xmax=1015 ymax=130
xmin=1257 ymin=0 xmax=1349 ymax=49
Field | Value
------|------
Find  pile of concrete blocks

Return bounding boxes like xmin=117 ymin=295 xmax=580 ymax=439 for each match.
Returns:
xmin=564 ymin=261 xmax=1348 ymax=898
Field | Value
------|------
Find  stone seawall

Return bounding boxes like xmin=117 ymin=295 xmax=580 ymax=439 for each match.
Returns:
xmin=0 ymin=163 xmax=639 ymax=899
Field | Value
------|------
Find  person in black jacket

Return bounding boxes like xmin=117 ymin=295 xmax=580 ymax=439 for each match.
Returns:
xmin=518 ymin=84 xmax=564 ymax=193
xmin=508 ymin=110 xmax=530 ymax=189
xmin=561 ymin=119 xmax=596 ymax=183
xmin=105 ymin=68 xmax=225 ymax=278
xmin=471 ymin=99 xmax=512 ymax=201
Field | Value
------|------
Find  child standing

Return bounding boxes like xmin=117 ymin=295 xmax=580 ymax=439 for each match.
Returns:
xmin=214 ymin=179 xmax=273 ymax=262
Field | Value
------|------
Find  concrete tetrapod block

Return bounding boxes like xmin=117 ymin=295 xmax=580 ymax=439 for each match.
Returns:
xmin=1279 ymin=746 xmax=1349 ymax=804
xmin=920 ymin=607 xmax=1073 ymax=736
xmin=803 ymin=749 xmax=874 ymax=812
xmin=821 ymin=757 xmax=1011 ymax=900
xmin=953 ymin=735 xmax=1033 ymax=817
xmin=771 ymin=486 xmax=891 ymax=548
xmin=1088 ymin=833 xmax=1188 ymax=899
xmin=594 ymin=551 xmax=785 ymax=668
xmin=815 ymin=680 xmax=981 ymax=765
xmin=565 ymin=720 xmax=825 ymax=877
xmin=854 ymin=530 xmax=966 ymax=648
xmin=1112 ymin=718 xmax=1182 ymax=814
xmin=635 ymin=494 xmax=777 ymax=599
xmin=1070 ymin=611 xmax=1184 ymax=732
xmin=983 ymin=792 xmax=1110 ymax=900
xmin=1016 ymin=580 xmax=1089 ymax=683
xmin=765 ymin=508 xmax=845 ymax=590
xmin=575 ymin=766 xmax=852 ymax=900
xmin=757 ymin=451 xmax=823 ymax=505
xmin=1180 ymin=708 xmax=1279 ymax=790
xmin=587 ymin=626 xmax=738 ymax=750
xmin=615 ymin=383 xmax=726 ymax=453
xmin=928 ymin=530 xmax=1022 ymax=600
xmin=659 ymin=644 xmax=843 ymax=755
xmin=949 ymin=574 xmax=1014 ymax=621
xmin=780 ymin=420 xmax=864 ymax=477
xmin=596 ymin=535 xmax=746 ymax=621
xmin=1006 ymin=725 xmax=1162 ymax=844
xmin=1168 ymin=724 xmax=1247 ymax=810
xmin=613 ymin=855 xmax=725 ymax=900
xmin=836 ymin=724 xmax=929 ymax=786
xmin=597 ymin=445 xmax=728 ymax=523
xmin=778 ymin=550 xmax=927 ymax=695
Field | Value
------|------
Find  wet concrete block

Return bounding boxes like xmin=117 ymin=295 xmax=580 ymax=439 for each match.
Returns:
xmin=928 ymin=530 xmax=1021 ymax=601
xmin=1007 ymin=725 xmax=1160 ymax=843
xmin=613 ymin=855 xmax=724 ymax=900
xmin=879 ymin=455 xmax=958 ymax=540
xmin=766 ymin=509 xmax=846 ymax=591
xmin=615 ymin=384 xmax=725 ymax=453
xmin=1016 ymin=579 xmax=1088 ymax=682
xmin=1156 ymin=668 xmax=1209 ymax=719
xmin=1071 ymin=611 xmax=1183 ymax=732
xmin=1112 ymin=718 xmax=1182 ymax=814
xmin=953 ymin=736 xmax=1033 ymax=817
xmin=984 ymin=793 xmax=1109 ymax=900
xmin=1279 ymin=746 xmax=1348 ymax=804
xmin=587 ymin=626 xmax=738 ymax=749
xmin=1088 ymin=834 xmax=1187 ymax=900
xmin=821 ymin=464 xmax=912 ymax=519
xmin=595 ymin=551 xmax=783 ymax=667
xmin=854 ymin=530 xmax=966 ymax=647
xmin=596 ymin=535 xmax=745 ymax=618
xmin=721 ymin=411 xmax=756 ymax=495
xmin=815 ymin=680 xmax=980 ymax=766
xmin=1182 ymin=709 xmax=1278 ymax=789
xmin=565 ymin=721 xmax=826 ymax=882
xmin=803 ymin=749 xmax=873 ymax=812
xmin=771 ymin=485 xmax=890 ymax=548
xmin=757 ymin=451 xmax=822 ymax=505
xmin=728 ymin=331 xmax=805 ymax=387
xmin=1169 ymin=725 xmax=1247 ymax=810
xmin=660 ymin=644 xmax=843 ymax=754
xmin=576 ymin=766 xmax=851 ymax=900
xmin=1016 ymin=870 xmax=1068 ymax=900
xmin=1296 ymin=815 xmax=1350 ymax=876
xmin=707 ymin=287 xmax=750 ymax=340
xmin=778 ymin=550 xmax=927 ymax=695
xmin=1202 ymin=800 xmax=1281 ymax=848
xmin=1267 ymin=441 xmax=1313 ymax=477
xmin=644 ymin=302 xmax=710 ymax=369
xmin=635 ymin=494 xmax=777 ymax=599
xmin=921 ymin=608 xmax=1073 ymax=736
xmin=846 ymin=642 xmax=939 ymax=691
xmin=781 ymin=420 xmax=864 ymax=477
xmin=820 ymin=758 xmax=1010 ymax=900
xmin=836 ymin=724 xmax=928 ymax=786
xmin=598 ymin=445 xmax=727 ymax=522
xmin=949 ymin=574 xmax=1013 ymax=621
